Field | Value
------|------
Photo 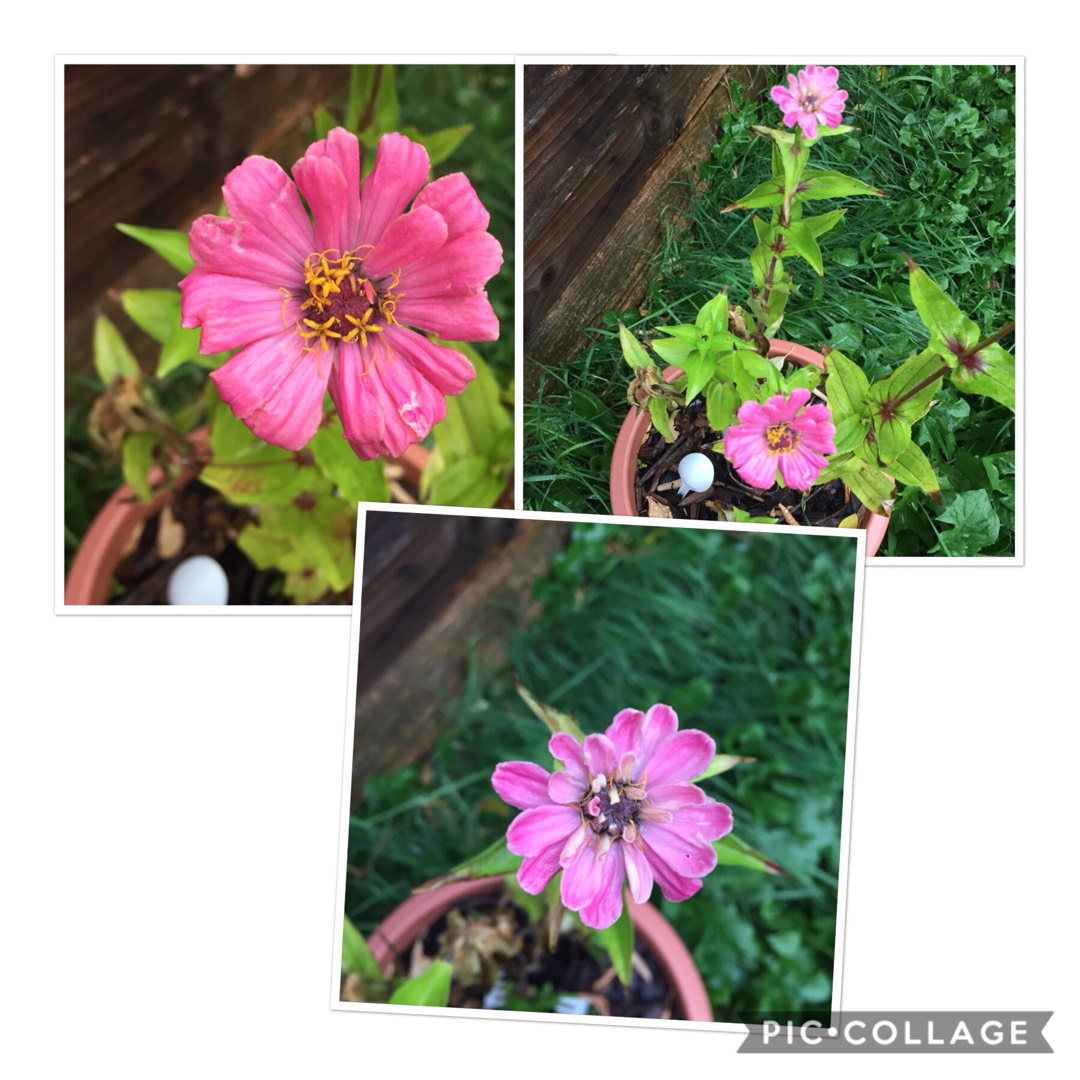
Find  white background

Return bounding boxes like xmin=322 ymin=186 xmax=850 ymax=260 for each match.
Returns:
xmin=6 ymin=7 xmax=1076 ymax=1077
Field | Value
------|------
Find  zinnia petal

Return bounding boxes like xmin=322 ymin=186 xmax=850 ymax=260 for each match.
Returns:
xmin=357 ymin=133 xmax=431 ymax=248
xmin=578 ymin=843 xmax=626 ymax=930
xmin=412 ymin=172 xmax=491 ymax=240
xmin=491 ymin=761 xmax=551 ymax=810
xmin=506 ymin=804 xmax=579 ymax=857
xmin=220 ymin=154 xmax=313 ymax=265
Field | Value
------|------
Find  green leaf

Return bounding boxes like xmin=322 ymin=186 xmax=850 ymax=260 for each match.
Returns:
xmin=425 ymin=455 xmax=507 ymax=508
xmin=802 ymin=208 xmax=846 ymax=239
xmin=202 ymin=440 xmax=316 ymax=506
xmin=908 ymin=264 xmax=980 ymax=358
xmin=832 ymin=456 xmax=897 ymax=516
xmin=593 ymin=901 xmax=634 ymax=988
xmin=832 ymin=414 xmax=870 ymax=455
xmin=870 ymin=409 xmax=912 ymax=465
xmin=313 ymin=103 xmax=338 ymax=141
xmin=342 ymin=916 xmax=382 ymax=979
xmin=651 ymin=336 xmax=694 ymax=367
xmin=888 ymin=441 xmax=942 ymax=502
xmin=92 ymin=315 xmax=140 ymax=383
xmin=115 ymin=223 xmax=194 ymax=275
xmin=868 ymin=349 xmax=945 ymax=423
xmin=372 ymin=64 xmax=399 ymax=137
xmin=410 ymin=123 xmax=473 ymax=167
xmin=648 ymin=397 xmax=675 ymax=442
xmin=388 ymin=959 xmax=453 ymax=1007
xmin=780 ymin=220 xmax=824 ymax=276
xmin=950 ymin=341 xmax=1015 ymax=412
xmin=516 ymin=684 xmax=586 ymax=742
xmin=695 ymin=291 xmax=729 ymax=338
xmin=618 ymin=322 xmax=652 ymax=370
xmin=695 ymin=754 xmax=755 ymax=780
xmin=796 ymin=170 xmax=885 ymax=201
xmin=158 ymin=323 xmax=217 ymax=378
xmin=120 ymin=289 xmax=180 ymax=345
xmin=931 ymin=489 xmax=1001 ymax=556
xmin=681 ymin=346 xmax=715 ymax=404
xmin=714 ymin=834 xmax=785 ymax=875
xmin=724 ymin=177 xmax=787 ymax=210
xmin=705 ymin=380 xmax=739 ymax=434
xmin=344 ymin=65 xmax=377 ymax=131
xmin=823 ymin=348 xmax=869 ymax=418
xmin=121 ymin=432 xmax=156 ymax=503
xmin=309 ymin=416 xmax=390 ymax=504
xmin=415 ymin=835 xmax=522 ymax=893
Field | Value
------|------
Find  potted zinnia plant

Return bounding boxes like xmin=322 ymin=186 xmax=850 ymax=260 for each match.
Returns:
xmin=341 ymin=691 xmax=782 ymax=1021
xmin=610 ymin=65 xmax=1015 ymax=556
xmin=65 ymin=65 xmax=514 ymax=605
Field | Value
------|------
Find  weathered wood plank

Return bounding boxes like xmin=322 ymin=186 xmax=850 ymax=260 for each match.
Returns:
xmin=524 ymin=64 xmax=757 ymax=396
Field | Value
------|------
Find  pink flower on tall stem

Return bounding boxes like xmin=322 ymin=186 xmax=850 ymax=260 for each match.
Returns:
xmin=770 ymin=65 xmax=847 ymax=139
xmin=491 ymin=704 xmax=733 ymax=930
xmin=180 ymin=128 xmax=502 ymax=460
xmin=724 ymin=388 xmax=837 ymax=492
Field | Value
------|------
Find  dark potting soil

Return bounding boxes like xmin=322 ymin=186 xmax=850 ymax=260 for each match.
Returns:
xmin=405 ymin=894 xmax=677 ymax=1020
xmin=110 ymin=480 xmax=294 ymax=605
xmin=634 ymin=396 xmax=870 ymax=528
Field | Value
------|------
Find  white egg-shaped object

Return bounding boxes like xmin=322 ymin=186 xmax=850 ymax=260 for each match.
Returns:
xmin=167 ymin=555 xmax=229 ymax=606
xmin=677 ymin=453 xmax=715 ymax=497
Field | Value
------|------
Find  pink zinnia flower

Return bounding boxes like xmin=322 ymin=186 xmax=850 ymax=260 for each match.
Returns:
xmin=770 ymin=65 xmax=848 ymax=139
xmin=491 ymin=704 xmax=733 ymax=930
xmin=180 ymin=128 xmax=502 ymax=459
xmin=724 ymin=388 xmax=837 ymax=492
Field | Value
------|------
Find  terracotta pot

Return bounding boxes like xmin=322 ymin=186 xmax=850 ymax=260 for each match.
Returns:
xmin=609 ymin=339 xmax=890 ymax=556
xmin=64 ymin=437 xmax=428 ymax=606
xmin=366 ymin=874 xmax=714 ymax=1022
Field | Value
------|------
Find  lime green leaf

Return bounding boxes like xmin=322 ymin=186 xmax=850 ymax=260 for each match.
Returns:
xmin=714 ymin=834 xmax=785 ymax=875
xmin=425 ymin=455 xmax=506 ymax=508
xmin=415 ymin=835 xmax=522 ymax=893
xmin=681 ymin=347 xmax=715 ymax=404
xmin=115 ymin=223 xmax=193 ymax=275
xmin=823 ymin=348 xmax=869 ymax=418
xmin=781 ymin=220 xmax=824 ymax=276
xmin=868 ymin=349 xmax=944 ymax=423
xmin=695 ymin=754 xmax=756 ymax=781
xmin=516 ymin=684 xmax=586 ymax=742
xmin=120 ymin=289 xmax=180 ymax=345
xmin=950 ymin=341 xmax=1015 ymax=412
xmin=870 ymin=409 xmax=912 ymax=465
xmin=158 ymin=322 xmax=220 ymax=378
xmin=832 ymin=414 xmax=870 ymax=455
xmin=908 ymin=264 xmax=980 ymax=358
xmin=202 ymin=440 xmax=316 ymax=506
xmin=802 ymin=208 xmax=846 ymax=239
xmin=313 ymin=103 xmax=338 ymax=141
xmin=342 ymin=916 xmax=382 ymax=979
xmin=695 ymin=291 xmax=729 ymax=338
xmin=388 ymin=959 xmax=453 ymax=1007
xmin=648 ymin=397 xmax=675 ymax=442
xmin=593 ymin=902 xmax=634 ymax=988
xmin=833 ymin=456 xmax=896 ymax=516
xmin=410 ymin=123 xmax=473 ymax=167
xmin=372 ymin=64 xmax=399 ymax=136
xmin=93 ymin=315 xmax=140 ymax=383
xmin=705 ymin=380 xmax=739 ymax=434
xmin=723 ymin=177 xmax=787 ymax=210
xmin=619 ymin=323 xmax=653 ymax=369
xmin=651 ymin=336 xmax=694 ymax=366
xmin=796 ymin=170 xmax=885 ymax=201
xmin=888 ymin=441 xmax=942 ymax=502
xmin=309 ymin=416 xmax=390 ymax=504
xmin=121 ymin=432 xmax=156 ymax=503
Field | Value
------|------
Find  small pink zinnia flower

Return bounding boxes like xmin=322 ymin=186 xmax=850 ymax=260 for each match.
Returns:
xmin=770 ymin=65 xmax=848 ymax=139
xmin=724 ymin=388 xmax=837 ymax=492
xmin=491 ymin=704 xmax=733 ymax=930
xmin=180 ymin=128 xmax=502 ymax=460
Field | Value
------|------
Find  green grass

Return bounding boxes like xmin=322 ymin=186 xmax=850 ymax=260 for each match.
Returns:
xmin=347 ymin=523 xmax=859 ymax=1022
xmin=524 ymin=64 xmax=1017 ymax=557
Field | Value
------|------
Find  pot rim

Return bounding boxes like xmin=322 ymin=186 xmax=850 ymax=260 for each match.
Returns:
xmin=364 ymin=874 xmax=713 ymax=1022
xmin=609 ymin=338 xmax=889 ymax=556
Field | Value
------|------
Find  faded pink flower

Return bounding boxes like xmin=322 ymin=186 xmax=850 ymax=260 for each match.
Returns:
xmin=180 ymin=128 xmax=502 ymax=460
xmin=491 ymin=704 xmax=733 ymax=930
xmin=725 ymin=388 xmax=837 ymax=492
xmin=770 ymin=65 xmax=848 ymax=139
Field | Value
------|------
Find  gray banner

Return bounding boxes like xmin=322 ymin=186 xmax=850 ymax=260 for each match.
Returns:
xmin=737 ymin=1013 xmax=1053 ymax=1053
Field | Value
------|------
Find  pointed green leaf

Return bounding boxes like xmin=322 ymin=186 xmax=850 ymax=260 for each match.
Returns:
xmin=681 ymin=347 xmax=716 ymax=404
xmin=796 ymin=170 xmax=884 ymax=201
xmin=802 ymin=208 xmax=846 ymax=239
xmin=120 ymin=289 xmax=180 ymax=345
xmin=780 ymin=220 xmax=824 ymax=275
xmin=414 ymin=835 xmax=522 ymax=892
xmin=372 ymin=64 xmax=399 ymax=136
xmin=121 ymin=431 xmax=156 ymax=503
xmin=832 ymin=413 xmax=870 ymax=455
xmin=593 ymin=901 xmax=634 ymax=987
xmin=931 ymin=490 xmax=1000 ymax=556
xmin=950 ymin=341 xmax=1015 ymax=411
xmin=648 ymin=397 xmax=675 ymax=442
xmin=695 ymin=291 xmax=729 ymax=338
xmin=309 ymin=416 xmax=391 ymax=504
xmin=695 ymin=754 xmax=756 ymax=781
xmin=652 ymin=323 xmax=700 ymax=346
xmin=908 ymin=264 xmax=980 ymax=359
xmin=410 ymin=123 xmax=473 ymax=167
xmin=724 ymin=176 xmax=788 ymax=210
xmin=705 ymin=380 xmax=739 ymax=434
xmin=158 ymin=322 xmax=219 ymax=378
xmin=823 ymin=348 xmax=869 ymax=418
xmin=388 ymin=959 xmax=453 ymax=1007
xmin=516 ymin=684 xmax=586 ymax=742
xmin=888 ymin=440 xmax=942 ymax=502
xmin=714 ymin=834 xmax=785 ymax=875
xmin=313 ymin=103 xmax=338 ymax=141
xmin=651 ymin=336 xmax=694 ymax=366
xmin=342 ymin=916 xmax=382 ymax=979
xmin=870 ymin=409 xmax=912 ymax=465
xmin=115 ymin=223 xmax=193 ymax=275
xmin=867 ymin=349 xmax=945 ymax=423
xmin=833 ymin=456 xmax=896 ymax=516
xmin=92 ymin=315 xmax=140 ymax=383
xmin=619 ymin=322 xmax=652 ymax=369
xmin=344 ymin=65 xmax=375 ymax=131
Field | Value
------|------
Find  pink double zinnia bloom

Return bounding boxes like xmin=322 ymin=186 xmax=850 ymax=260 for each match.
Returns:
xmin=180 ymin=128 xmax=502 ymax=460
xmin=770 ymin=65 xmax=847 ymax=139
xmin=491 ymin=704 xmax=733 ymax=930
xmin=724 ymin=388 xmax=837 ymax=492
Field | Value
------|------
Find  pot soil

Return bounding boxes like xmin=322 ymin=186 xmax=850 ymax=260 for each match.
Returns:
xmin=610 ymin=340 xmax=889 ymax=556
xmin=363 ymin=875 xmax=713 ymax=1021
xmin=64 ymin=440 xmax=427 ymax=606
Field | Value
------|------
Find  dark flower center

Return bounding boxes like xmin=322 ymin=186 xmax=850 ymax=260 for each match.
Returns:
xmin=293 ymin=249 xmax=403 ymax=353
xmin=579 ymin=773 xmax=648 ymax=842
xmin=765 ymin=421 xmax=801 ymax=454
